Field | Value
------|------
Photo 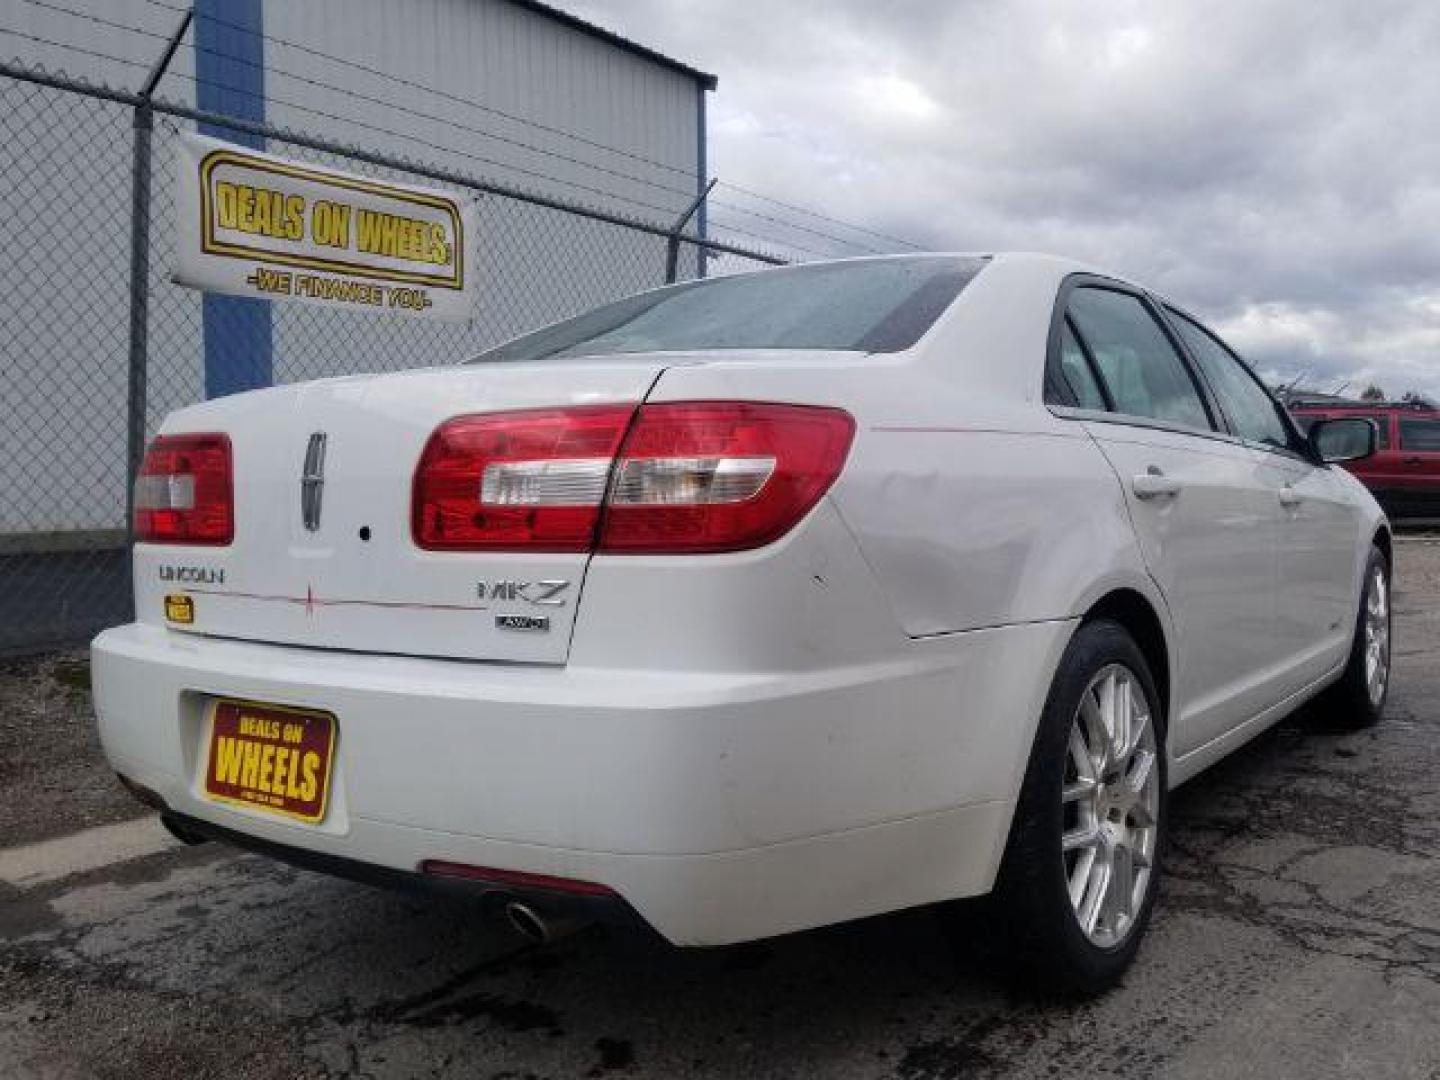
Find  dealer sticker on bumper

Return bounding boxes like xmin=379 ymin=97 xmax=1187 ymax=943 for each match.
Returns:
xmin=203 ymin=699 xmax=336 ymax=824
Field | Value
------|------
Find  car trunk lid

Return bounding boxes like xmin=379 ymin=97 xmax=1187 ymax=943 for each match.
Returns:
xmin=133 ymin=357 xmax=679 ymax=663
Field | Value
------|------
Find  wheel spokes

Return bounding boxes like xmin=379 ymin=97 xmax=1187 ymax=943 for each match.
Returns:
xmin=1077 ymin=849 xmax=1111 ymax=936
xmin=1080 ymin=690 xmax=1109 ymax=774
xmin=1120 ymin=706 xmax=1149 ymax=764
xmin=1068 ymin=723 xmax=1099 ymax=784
xmin=1121 ymin=748 xmax=1155 ymax=808
xmin=1067 ymin=846 xmax=1096 ymax=908
xmin=1112 ymin=673 xmax=1132 ymax=767
xmin=1105 ymin=844 xmax=1134 ymax=927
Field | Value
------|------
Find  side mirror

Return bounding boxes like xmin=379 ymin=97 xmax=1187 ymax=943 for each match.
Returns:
xmin=1309 ymin=417 xmax=1377 ymax=464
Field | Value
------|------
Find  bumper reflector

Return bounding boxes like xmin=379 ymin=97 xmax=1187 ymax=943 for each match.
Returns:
xmin=419 ymin=859 xmax=616 ymax=896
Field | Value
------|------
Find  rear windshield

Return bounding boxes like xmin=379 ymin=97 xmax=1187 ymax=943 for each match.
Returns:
xmin=470 ymin=256 xmax=988 ymax=364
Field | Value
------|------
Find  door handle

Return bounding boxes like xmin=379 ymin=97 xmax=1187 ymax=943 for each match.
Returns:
xmin=1403 ymin=456 xmax=1423 ymax=466
xmin=1279 ymin=485 xmax=1303 ymax=508
xmin=1132 ymin=469 xmax=1181 ymax=500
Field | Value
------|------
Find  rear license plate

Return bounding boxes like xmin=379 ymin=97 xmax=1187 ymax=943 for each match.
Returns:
xmin=203 ymin=699 xmax=336 ymax=824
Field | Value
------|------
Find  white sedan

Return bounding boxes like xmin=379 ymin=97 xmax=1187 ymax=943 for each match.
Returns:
xmin=93 ymin=253 xmax=1390 ymax=995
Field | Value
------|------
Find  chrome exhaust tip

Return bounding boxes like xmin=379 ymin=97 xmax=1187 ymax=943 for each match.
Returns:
xmin=503 ymin=900 xmax=586 ymax=944
xmin=505 ymin=900 xmax=550 ymax=943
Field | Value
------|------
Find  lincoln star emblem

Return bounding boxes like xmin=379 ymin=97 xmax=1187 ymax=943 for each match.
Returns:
xmin=301 ymin=432 xmax=327 ymax=531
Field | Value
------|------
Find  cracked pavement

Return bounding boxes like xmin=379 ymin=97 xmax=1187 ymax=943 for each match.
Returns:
xmin=2 ymin=539 xmax=1438 ymax=1079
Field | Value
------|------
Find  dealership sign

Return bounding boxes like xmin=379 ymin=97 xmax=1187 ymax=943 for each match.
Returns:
xmin=175 ymin=132 xmax=475 ymax=321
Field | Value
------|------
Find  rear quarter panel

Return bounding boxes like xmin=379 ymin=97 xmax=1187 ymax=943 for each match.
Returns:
xmin=640 ymin=255 xmax=1166 ymax=851
xmin=671 ymin=255 xmax=1164 ymax=640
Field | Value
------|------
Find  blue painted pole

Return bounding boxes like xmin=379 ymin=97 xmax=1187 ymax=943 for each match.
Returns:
xmin=193 ymin=0 xmax=273 ymax=398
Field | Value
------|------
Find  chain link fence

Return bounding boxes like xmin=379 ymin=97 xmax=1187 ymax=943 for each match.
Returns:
xmin=0 ymin=63 xmax=785 ymax=655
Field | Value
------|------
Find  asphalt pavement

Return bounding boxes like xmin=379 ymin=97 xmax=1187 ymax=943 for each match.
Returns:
xmin=2 ymin=538 xmax=1438 ymax=1079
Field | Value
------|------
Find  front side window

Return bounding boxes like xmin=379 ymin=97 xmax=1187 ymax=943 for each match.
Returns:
xmin=469 ymin=256 xmax=988 ymax=364
xmin=1066 ymin=288 xmax=1213 ymax=432
xmin=1399 ymin=417 xmax=1440 ymax=451
xmin=1168 ymin=312 xmax=1295 ymax=452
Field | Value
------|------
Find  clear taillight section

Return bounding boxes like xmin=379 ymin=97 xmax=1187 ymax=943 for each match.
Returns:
xmin=133 ymin=433 xmax=234 ymax=545
xmin=599 ymin=402 xmax=854 ymax=553
xmin=412 ymin=401 xmax=855 ymax=554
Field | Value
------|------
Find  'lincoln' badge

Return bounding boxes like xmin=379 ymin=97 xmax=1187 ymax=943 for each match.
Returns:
xmin=300 ymin=432 xmax=327 ymax=531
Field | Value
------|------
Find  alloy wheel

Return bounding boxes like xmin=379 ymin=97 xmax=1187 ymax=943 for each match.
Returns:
xmin=1364 ymin=564 xmax=1391 ymax=706
xmin=1060 ymin=663 xmax=1160 ymax=949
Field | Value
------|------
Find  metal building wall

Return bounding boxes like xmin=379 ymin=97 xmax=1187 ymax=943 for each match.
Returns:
xmin=261 ymin=0 xmax=708 ymax=381
xmin=265 ymin=0 xmax=702 ymax=214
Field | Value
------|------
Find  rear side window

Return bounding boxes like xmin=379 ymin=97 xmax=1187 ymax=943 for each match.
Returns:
xmin=1399 ymin=417 xmax=1440 ymax=451
xmin=1058 ymin=321 xmax=1108 ymax=410
xmin=1065 ymin=288 xmax=1213 ymax=432
xmin=1168 ymin=313 xmax=1295 ymax=452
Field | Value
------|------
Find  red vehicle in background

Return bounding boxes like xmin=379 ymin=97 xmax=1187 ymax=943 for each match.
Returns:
xmin=1289 ymin=399 xmax=1440 ymax=519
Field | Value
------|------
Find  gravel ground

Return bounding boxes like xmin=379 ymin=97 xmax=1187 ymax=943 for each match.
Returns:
xmin=0 ymin=650 xmax=142 ymax=846
xmin=1 ymin=538 xmax=1438 ymax=1079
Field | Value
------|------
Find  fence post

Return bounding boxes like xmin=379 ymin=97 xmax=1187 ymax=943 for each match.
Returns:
xmin=124 ymin=10 xmax=192 ymax=552
xmin=664 ymin=178 xmax=716 ymax=284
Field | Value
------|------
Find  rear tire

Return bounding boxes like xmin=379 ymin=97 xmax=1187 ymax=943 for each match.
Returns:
xmin=974 ymin=618 xmax=1167 ymax=997
xmin=1319 ymin=544 xmax=1391 ymax=728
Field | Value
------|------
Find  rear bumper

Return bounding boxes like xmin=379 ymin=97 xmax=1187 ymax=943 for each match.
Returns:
xmin=159 ymin=810 xmax=645 ymax=931
xmin=92 ymin=619 xmax=1073 ymax=945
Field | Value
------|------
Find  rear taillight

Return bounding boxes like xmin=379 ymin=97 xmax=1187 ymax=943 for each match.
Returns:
xmin=413 ymin=405 xmax=635 ymax=551
xmin=133 ymin=433 xmax=233 ymax=545
xmin=412 ymin=402 xmax=854 ymax=554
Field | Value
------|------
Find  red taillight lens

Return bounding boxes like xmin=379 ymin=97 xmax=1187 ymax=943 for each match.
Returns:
xmin=412 ymin=401 xmax=854 ymax=554
xmin=412 ymin=405 xmax=635 ymax=551
xmin=133 ymin=433 xmax=233 ymax=545
xmin=599 ymin=402 xmax=855 ymax=553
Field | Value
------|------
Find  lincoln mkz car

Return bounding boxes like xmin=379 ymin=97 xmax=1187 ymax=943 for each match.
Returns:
xmin=94 ymin=254 xmax=1391 ymax=995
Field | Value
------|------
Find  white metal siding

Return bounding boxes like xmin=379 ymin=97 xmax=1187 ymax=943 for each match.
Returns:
xmin=263 ymin=0 xmax=700 ymax=218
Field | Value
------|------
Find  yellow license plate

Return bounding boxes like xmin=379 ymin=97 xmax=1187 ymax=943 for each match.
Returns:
xmin=203 ymin=699 xmax=336 ymax=824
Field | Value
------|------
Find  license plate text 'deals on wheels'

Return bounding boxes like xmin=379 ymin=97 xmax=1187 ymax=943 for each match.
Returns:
xmin=203 ymin=700 xmax=336 ymax=824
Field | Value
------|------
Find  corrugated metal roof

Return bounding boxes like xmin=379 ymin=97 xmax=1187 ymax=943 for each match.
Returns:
xmin=503 ymin=0 xmax=718 ymax=89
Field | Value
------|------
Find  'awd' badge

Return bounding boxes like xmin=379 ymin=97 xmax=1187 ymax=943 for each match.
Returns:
xmin=495 ymin=613 xmax=549 ymax=633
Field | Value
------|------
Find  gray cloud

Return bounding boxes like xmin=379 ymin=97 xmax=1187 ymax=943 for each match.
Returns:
xmin=576 ymin=0 xmax=1440 ymax=398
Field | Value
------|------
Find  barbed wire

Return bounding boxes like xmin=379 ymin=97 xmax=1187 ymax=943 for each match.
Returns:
xmin=8 ymin=2 xmax=923 ymax=258
xmin=715 ymin=181 xmax=928 ymax=251
xmin=133 ymin=0 xmax=923 ymax=253
xmin=0 ymin=25 xmax=151 ymax=73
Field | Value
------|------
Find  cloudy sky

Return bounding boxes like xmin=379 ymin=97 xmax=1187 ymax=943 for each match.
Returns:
xmin=575 ymin=0 xmax=1440 ymax=399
